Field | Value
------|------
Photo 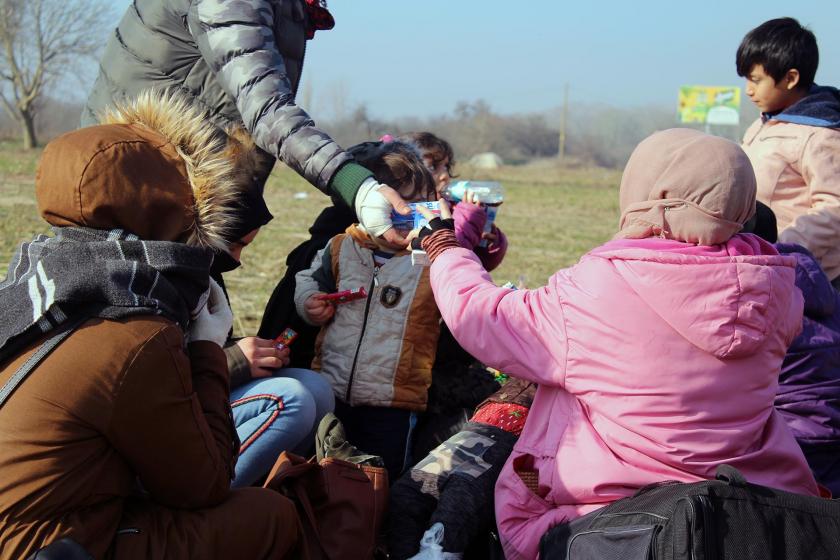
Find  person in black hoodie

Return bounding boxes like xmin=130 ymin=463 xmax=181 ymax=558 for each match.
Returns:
xmin=258 ymin=196 xmax=356 ymax=368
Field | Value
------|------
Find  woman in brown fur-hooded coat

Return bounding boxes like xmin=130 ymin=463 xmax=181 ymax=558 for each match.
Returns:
xmin=0 ymin=91 xmax=303 ymax=559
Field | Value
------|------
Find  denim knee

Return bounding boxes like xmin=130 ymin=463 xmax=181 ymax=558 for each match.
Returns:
xmin=245 ymin=377 xmax=317 ymax=424
xmin=230 ymin=377 xmax=319 ymax=486
xmin=279 ymin=368 xmax=335 ymax=421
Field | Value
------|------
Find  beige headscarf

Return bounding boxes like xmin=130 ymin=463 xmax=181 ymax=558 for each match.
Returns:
xmin=615 ymin=128 xmax=757 ymax=245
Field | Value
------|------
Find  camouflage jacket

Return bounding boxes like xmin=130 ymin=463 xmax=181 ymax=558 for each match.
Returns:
xmin=83 ymin=0 xmax=363 ymax=195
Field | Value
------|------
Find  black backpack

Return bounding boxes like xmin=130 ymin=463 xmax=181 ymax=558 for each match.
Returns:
xmin=540 ymin=465 xmax=840 ymax=560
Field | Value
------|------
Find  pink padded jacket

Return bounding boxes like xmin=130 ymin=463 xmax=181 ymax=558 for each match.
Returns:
xmin=430 ymin=234 xmax=820 ymax=560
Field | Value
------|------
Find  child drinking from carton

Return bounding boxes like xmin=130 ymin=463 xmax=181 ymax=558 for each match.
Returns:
xmin=398 ymin=132 xmax=508 ymax=272
xmin=294 ymin=139 xmax=441 ymax=479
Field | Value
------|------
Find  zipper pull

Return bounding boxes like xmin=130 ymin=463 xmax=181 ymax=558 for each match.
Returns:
xmin=373 ymin=267 xmax=380 ymax=287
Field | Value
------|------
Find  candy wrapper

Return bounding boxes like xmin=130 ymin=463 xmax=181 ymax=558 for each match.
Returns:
xmin=318 ymin=287 xmax=368 ymax=304
xmin=274 ymin=327 xmax=298 ymax=349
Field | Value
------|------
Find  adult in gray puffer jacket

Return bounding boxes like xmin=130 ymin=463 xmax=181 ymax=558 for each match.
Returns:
xmin=83 ymin=0 xmax=407 ymax=245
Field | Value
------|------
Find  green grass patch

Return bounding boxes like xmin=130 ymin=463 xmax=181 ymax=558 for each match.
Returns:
xmin=0 ymin=141 xmax=42 ymax=177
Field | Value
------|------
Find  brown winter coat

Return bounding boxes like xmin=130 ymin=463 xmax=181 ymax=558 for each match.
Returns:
xmin=0 ymin=320 xmax=233 ymax=558
xmin=0 ymin=92 xmax=302 ymax=559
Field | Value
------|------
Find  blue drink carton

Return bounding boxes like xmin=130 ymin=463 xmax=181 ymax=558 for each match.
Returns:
xmin=391 ymin=201 xmax=440 ymax=232
xmin=479 ymin=205 xmax=500 ymax=247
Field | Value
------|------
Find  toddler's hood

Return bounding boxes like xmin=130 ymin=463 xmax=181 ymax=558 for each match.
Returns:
xmin=346 ymin=224 xmax=410 ymax=256
xmin=591 ymin=235 xmax=803 ymax=359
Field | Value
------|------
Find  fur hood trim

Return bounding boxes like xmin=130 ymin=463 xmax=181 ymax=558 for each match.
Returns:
xmin=100 ymin=90 xmax=255 ymax=251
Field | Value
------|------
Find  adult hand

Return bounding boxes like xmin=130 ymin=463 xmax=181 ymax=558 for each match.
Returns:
xmin=481 ymin=231 xmax=499 ymax=244
xmin=186 ymin=278 xmax=233 ymax=347
xmin=236 ymin=337 xmax=291 ymax=378
xmin=304 ymin=293 xmax=336 ymax=325
xmin=377 ymin=184 xmax=413 ymax=249
xmin=355 ymin=177 xmax=411 ymax=250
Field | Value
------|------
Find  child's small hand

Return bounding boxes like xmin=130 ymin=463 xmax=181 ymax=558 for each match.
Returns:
xmin=405 ymin=227 xmax=423 ymax=246
xmin=417 ymin=198 xmax=453 ymax=221
xmin=305 ymin=293 xmax=336 ymax=325
xmin=464 ymin=189 xmax=483 ymax=206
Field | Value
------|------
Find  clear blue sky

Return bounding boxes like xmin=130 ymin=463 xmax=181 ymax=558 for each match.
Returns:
xmin=109 ymin=0 xmax=840 ymax=119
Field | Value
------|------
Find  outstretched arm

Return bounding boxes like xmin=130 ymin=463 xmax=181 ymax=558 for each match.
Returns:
xmin=417 ymin=202 xmax=566 ymax=386
xmin=189 ymin=0 xmax=365 ymax=202
xmin=430 ymin=248 xmax=567 ymax=387
xmin=189 ymin=0 xmax=412 ymax=245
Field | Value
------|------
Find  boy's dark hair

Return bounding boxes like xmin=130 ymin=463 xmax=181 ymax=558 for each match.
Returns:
xmin=398 ymin=132 xmax=457 ymax=178
xmin=348 ymin=140 xmax=436 ymax=202
xmin=736 ymin=17 xmax=818 ymax=90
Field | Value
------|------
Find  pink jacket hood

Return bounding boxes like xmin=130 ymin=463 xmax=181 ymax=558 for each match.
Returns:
xmin=590 ymin=235 xmax=801 ymax=360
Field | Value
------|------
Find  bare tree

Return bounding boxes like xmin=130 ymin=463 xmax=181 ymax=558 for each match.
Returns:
xmin=0 ymin=0 xmax=111 ymax=149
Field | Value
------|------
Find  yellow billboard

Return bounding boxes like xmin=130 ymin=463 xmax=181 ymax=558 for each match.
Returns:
xmin=678 ymin=86 xmax=741 ymax=125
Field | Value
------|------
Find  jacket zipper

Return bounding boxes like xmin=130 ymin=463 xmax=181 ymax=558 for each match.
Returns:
xmin=748 ymin=118 xmax=770 ymax=145
xmin=684 ymin=497 xmax=699 ymax=560
xmin=696 ymin=495 xmax=715 ymax=559
xmin=345 ymin=262 xmax=378 ymax=402
xmin=685 ymin=495 xmax=715 ymax=560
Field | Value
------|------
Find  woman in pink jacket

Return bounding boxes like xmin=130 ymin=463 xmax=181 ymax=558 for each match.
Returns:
xmin=415 ymin=128 xmax=820 ymax=560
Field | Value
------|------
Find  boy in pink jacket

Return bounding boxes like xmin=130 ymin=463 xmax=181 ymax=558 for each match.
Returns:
xmin=415 ymin=128 xmax=820 ymax=560
xmin=737 ymin=18 xmax=840 ymax=284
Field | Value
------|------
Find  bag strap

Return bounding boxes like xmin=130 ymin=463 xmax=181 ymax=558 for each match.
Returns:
xmin=289 ymin=464 xmax=329 ymax=558
xmin=715 ymin=464 xmax=748 ymax=487
xmin=0 ymin=317 xmax=86 ymax=410
xmin=292 ymin=483 xmax=323 ymax=540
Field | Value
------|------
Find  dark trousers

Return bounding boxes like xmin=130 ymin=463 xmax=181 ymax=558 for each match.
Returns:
xmin=388 ymin=422 xmax=516 ymax=558
xmin=333 ymin=400 xmax=415 ymax=481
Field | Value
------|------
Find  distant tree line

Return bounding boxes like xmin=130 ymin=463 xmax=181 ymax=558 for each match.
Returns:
xmin=0 ymin=94 xmax=759 ymax=171
xmin=311 ymin=98 xmax=759 ymax=170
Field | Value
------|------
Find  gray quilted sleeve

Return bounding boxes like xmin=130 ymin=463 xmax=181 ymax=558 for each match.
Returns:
xmin=188 ymin=0 xmax=351 ymax=193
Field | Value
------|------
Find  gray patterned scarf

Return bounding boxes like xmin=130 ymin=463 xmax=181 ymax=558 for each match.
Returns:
xmin=0 ymin=227 xmax=213 ymax=364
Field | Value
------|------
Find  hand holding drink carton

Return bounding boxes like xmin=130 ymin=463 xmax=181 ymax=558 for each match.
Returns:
xmin=391 ymin=201 xmax=441 ymax=233
xmin=442 ymin=181 xmax=504 ymax=247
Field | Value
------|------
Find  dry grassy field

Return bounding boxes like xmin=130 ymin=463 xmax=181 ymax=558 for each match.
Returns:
xmin=0 ymin=141 xmax=621 ymax=335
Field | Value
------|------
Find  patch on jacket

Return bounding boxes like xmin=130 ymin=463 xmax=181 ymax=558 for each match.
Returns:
xmin=380 ymin=285 xmax=403 ymax=308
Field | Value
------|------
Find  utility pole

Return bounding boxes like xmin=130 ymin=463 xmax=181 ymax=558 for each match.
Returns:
xmin=559 ymin=82 xmax=569 ymax=163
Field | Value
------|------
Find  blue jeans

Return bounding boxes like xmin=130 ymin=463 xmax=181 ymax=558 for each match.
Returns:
xmin=230 ymin=368 xmax=334 ymax=487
